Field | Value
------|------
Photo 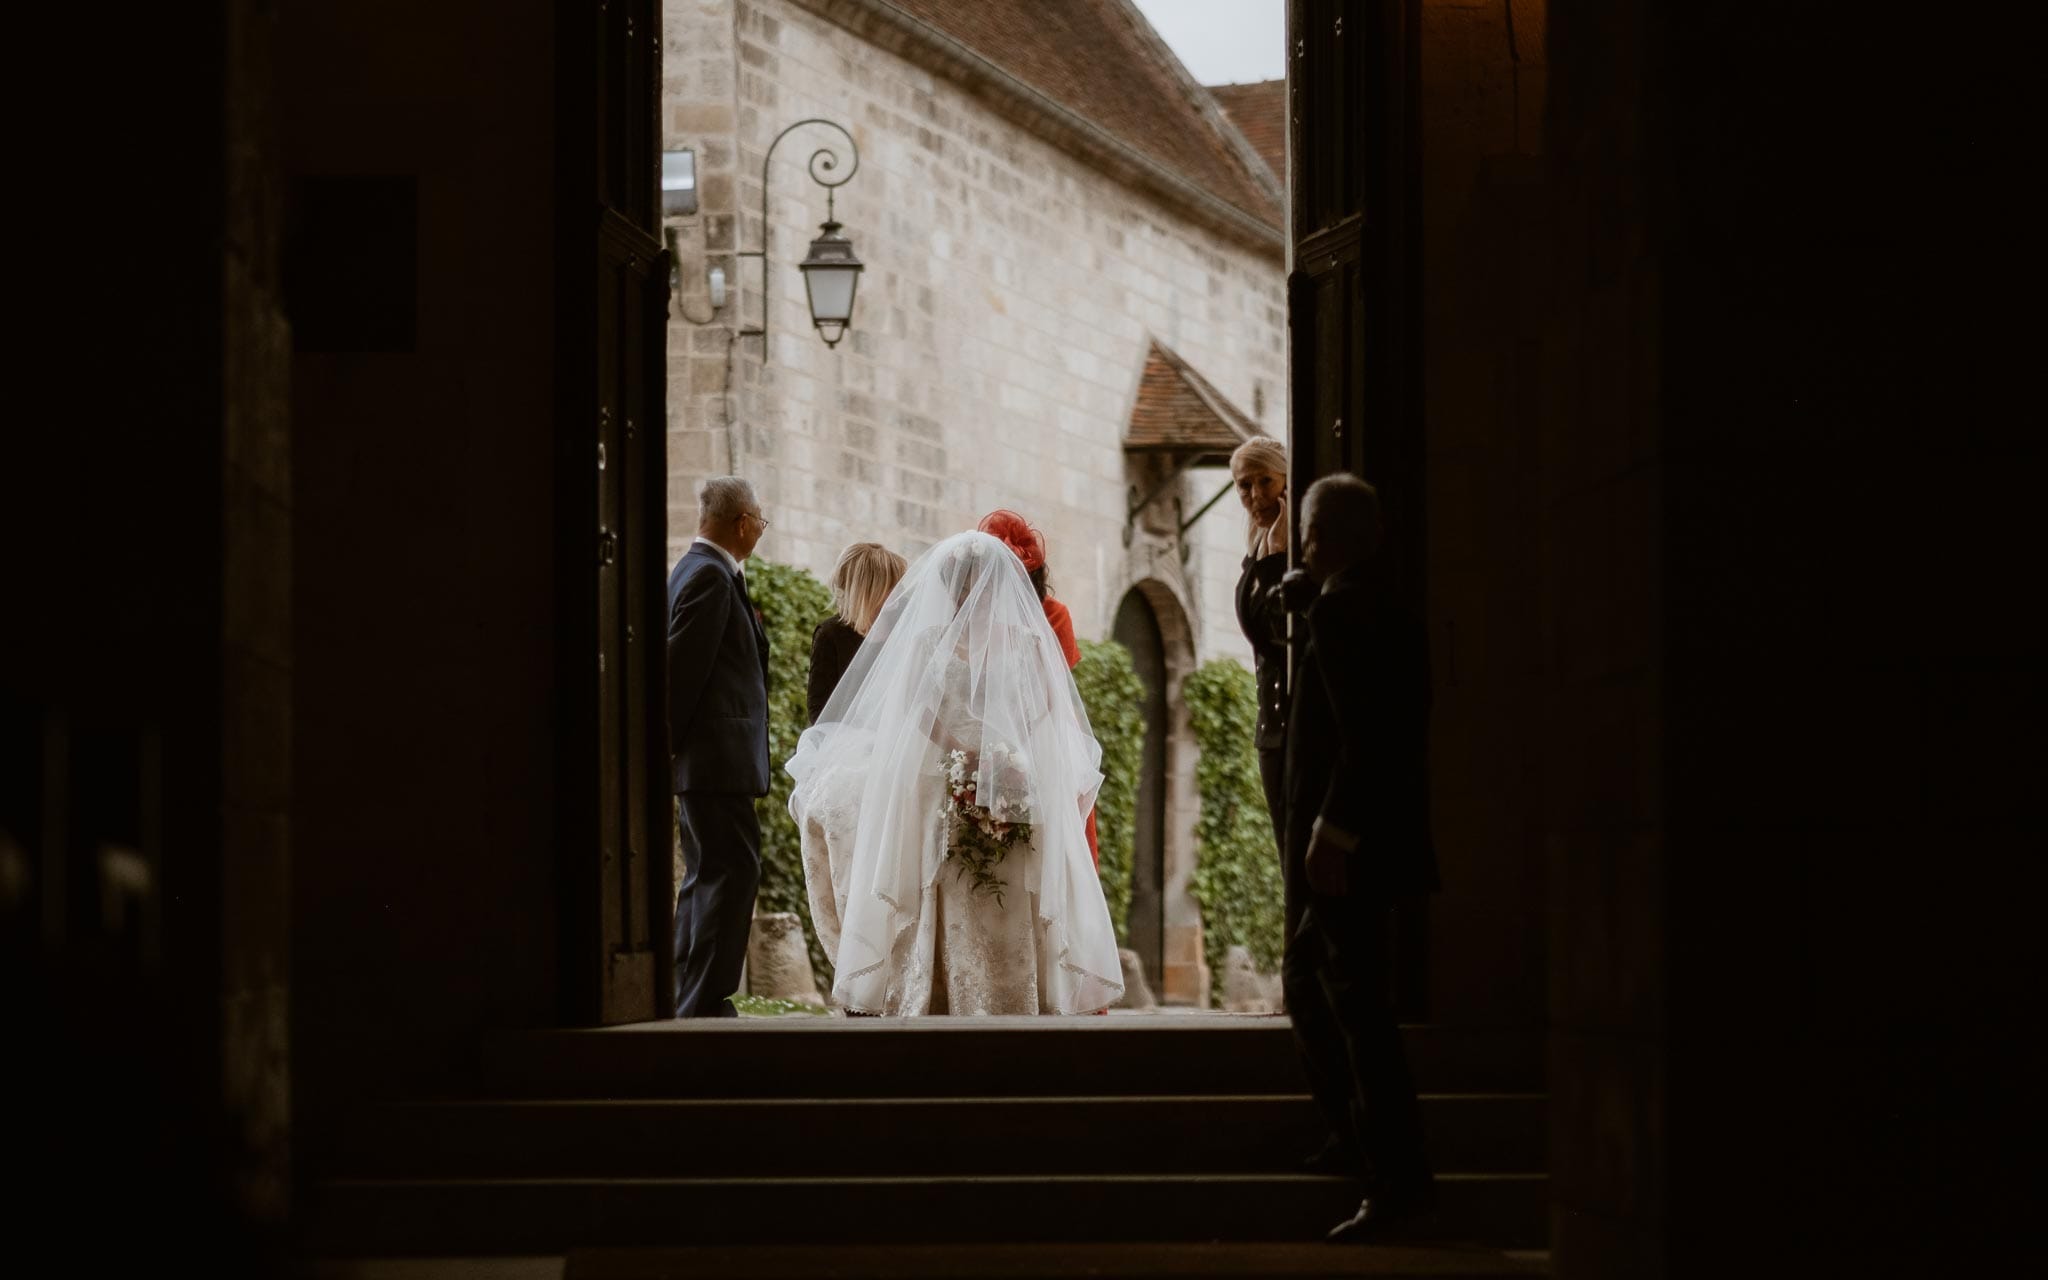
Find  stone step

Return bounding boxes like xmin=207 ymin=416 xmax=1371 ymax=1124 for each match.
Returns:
xmin=327 ymin=1093 xmax=1545 ymax=1178
xmin=562 ymin=1241 xmax=1546 ymax=1277
xmin=478 ymin=1019 xmax=1544 ymax=1099
xmin=306 ymin=1172 xmax=1549 ymax=1257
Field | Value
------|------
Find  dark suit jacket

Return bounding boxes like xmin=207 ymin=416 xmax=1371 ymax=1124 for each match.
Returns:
xmin=1283 ymin=567 xmax=1440 ymax=901
xmin=1236 ymin=550 xmax=1290 ymax=752
xmin=666 ymin=542 xmax=770 ymax=796
xmin=805 ymin=615 xmax=863 ymax=726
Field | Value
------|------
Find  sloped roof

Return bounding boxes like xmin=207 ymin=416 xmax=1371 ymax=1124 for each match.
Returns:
xmin=881 ymin=0 xmax=1282 ymax=228
xmin=1126 ymin=338 xmax=1266 ymax=460
xmin=1207 ymin=79 xmax=1286 ymax=188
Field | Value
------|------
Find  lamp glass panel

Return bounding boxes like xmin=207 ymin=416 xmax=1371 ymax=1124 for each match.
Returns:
xmin=804 ymin=266 xmax=858 ymax=324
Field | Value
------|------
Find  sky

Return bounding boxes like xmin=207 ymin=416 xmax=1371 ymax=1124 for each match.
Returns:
xmin=1130 ymin=0 xmax=1286 ymax=86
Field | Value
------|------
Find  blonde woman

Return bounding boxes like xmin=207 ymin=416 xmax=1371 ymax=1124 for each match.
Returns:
xmin=807 ymin=541 xmax=906 ymax=726
xmin=1230 ymin=438 xmax=1292 ymax=868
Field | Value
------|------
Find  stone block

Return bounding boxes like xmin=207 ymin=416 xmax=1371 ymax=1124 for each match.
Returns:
xmin=746 ymin=911 xmax=824 ymax=1005
xmin=671 ymin=103 xmax=733 ymax=137
xmin=1220 ymin=944 xmax=1280 ymax=1014
xmin=689 ymin=356 xmax=727 ymax=394
xmin=1114 ymin=948 xmax=1157 ymax=1009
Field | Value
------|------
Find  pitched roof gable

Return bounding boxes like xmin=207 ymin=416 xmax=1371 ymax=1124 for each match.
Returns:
xmin=1126 ymin=338 xmax=1266 ymax=460
xmin=860 ymin=0 xmax=1283 ymax=230
xmin=1207 ymin=79 xmax=1286 ymax=188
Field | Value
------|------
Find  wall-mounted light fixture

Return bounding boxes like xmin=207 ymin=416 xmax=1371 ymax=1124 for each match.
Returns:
xmin=663 ymin=226 xmax=723 ymax=324
xmin=661 ymin=149 xmax=697 ymax=216
xmin=734 ymin=118 xmax=863 ymax=351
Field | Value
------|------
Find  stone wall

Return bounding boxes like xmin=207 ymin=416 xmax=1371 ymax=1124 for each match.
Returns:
xmin=661 ymin=0 xmax=1284 ymax=664
xmin=287 ymin=0 xmax=564 ymax=1146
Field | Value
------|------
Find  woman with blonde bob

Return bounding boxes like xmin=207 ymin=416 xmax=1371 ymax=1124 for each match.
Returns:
xmin=1230 ymin=437 xmax=1293 ymax=867
xmin=807 ymin=541 xmax=906 ymax=726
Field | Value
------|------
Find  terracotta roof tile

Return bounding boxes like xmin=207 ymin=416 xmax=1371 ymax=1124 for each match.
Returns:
xmin=1126 ymin=338 xmax=1266 ymax=459
xmin=1207 ymin=79 xmax=1286 ymax=187
xmin=883 ymin=0 xmax=1280 ymax=227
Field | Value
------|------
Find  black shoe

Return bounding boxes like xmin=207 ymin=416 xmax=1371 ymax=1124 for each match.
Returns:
xmin=1325 ymin=1188 xmax=1438 ymax=1243
xmin=1300 ymin=1135 xmax=1362 ymax=1177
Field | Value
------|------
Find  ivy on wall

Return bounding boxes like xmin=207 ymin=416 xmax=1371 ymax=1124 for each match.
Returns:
xmin=743 ymin=559 xmax=837 ymax=987
xmin=1185 ymin=656 xmax=1286 ymax=1001
xmin=1073 ymin=638 xmax=1145 ymax=947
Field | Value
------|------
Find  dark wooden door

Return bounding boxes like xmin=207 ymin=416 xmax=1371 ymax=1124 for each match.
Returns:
xmin=1112 ymin=589 xmax=1169 ymax=989
xmin=558 ymin=0 xmax=672 ymax=1025
xmin=1286 ymin=0 xmax=1429 ymax=1014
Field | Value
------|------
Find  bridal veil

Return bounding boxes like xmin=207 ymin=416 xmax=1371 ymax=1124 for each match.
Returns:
xmin=785 ymin=530 xmax=1124 ymax=1014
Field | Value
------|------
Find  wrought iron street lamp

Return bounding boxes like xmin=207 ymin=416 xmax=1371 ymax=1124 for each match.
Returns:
xmin=737 ymin=118 xmax=863 ymax=351
xmin=797 ymin=219 xmax=863 ymax=348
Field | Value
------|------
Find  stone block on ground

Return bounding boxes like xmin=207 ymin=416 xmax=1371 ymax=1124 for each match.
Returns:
xmin=1114 ymin=948 xmax=1158 ymax=1009
xmin=746 ymin=911 xmax=824 ymax=1006
xmin=1221 ymin=944 xmax=1278 ymax=1013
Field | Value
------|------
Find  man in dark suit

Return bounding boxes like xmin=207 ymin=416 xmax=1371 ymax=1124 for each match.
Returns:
xmin=667 ymin=475 xmax=772 ymax=1018
xmin=1279 ymin=473 xmax=1442 ymax=1240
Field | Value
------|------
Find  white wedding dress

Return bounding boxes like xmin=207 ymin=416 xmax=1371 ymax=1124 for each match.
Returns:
xmin=787 ymin=531 xmax=1123 ymax=1015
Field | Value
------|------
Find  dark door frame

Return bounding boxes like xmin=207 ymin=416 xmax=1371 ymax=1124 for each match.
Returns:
xmin=554 ymin=0 xmax=676 ymax=1027
xmin=1286 ymin=0 xmax=1430 ymax=1016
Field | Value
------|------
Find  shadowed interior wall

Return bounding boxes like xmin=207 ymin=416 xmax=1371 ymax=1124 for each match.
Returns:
xmin=284 ymin=0 xmax=563 ymax=1155
xmin=7 ymin=0 xmax=294 ymax=1252
xmin=1523 ymin=3 xmax=2038 ymax=1274
xmin=1416 ymin=0 xmax=1550 ymax=1034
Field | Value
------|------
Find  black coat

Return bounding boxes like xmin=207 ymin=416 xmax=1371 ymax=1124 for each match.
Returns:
xmin=1282 ymin=567 xmax=1440 ymax=901
xmin=1235 ymin=549 xmax=1290 ymax=752
xmin=665 ymin=542 xmax=771 ymax=796
xmin=806 ymin=615 xmax=864 ymax=726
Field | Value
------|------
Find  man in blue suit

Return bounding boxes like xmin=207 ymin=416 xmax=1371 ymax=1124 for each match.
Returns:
xmin=666 ymin=475 xmax=772 ymax=1017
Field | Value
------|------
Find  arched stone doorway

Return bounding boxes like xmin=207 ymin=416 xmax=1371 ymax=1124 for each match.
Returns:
xmin=1110 ymin=579 xmax=1202 ymax=1004
xmin=1112 ymin=588 xmax=1168 ymax=985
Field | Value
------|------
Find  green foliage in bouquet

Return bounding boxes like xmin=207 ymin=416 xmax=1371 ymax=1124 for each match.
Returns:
xmin=941 ymin=746 xmax=1029 ymax=907
xmin=1073 ymin=639 xmax=1145 ymax=946
xmin=742 ymin=558 xmax=837 ymax=987
xmin=1185 ymin=656 xmax=1286 ymax=1003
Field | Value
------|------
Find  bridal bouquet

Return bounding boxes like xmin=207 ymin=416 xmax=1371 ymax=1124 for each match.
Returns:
xmin=943 ymin=745 xmax=1031 ymax=905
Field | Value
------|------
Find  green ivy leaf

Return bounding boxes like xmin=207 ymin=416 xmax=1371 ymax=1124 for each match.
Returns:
xmin=734 ymin=559 xmax=838 ymax=988
xmin=1074 ymin=639 xmax=1145 ymax=947
xmin=1184 ymin=658 xmax=1285 ymax=1001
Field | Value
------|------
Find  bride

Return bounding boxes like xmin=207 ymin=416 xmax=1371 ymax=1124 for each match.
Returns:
xmin=786 ymin=531 xmax=1124 ymax=1015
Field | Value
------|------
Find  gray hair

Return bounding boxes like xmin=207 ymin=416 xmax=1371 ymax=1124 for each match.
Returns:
xmin=1229 ymin=437 xmax=1287 ymax=483
xmin=696 ymin=475 xmax=757 ymax=525
xmin=1303 ymin=473 xmax=1384 ymax=561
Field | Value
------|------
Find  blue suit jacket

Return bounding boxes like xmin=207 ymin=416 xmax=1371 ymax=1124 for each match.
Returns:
xmin=665 ymin=542 xmax=771 ymax=796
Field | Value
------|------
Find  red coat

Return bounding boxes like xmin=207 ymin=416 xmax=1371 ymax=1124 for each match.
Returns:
xmin=1042 ymin=598 xmax=1099 ymax=867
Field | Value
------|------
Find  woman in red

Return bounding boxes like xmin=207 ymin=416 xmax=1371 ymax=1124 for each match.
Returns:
xmin=976 ymin=509 xmax=1099 ymax=867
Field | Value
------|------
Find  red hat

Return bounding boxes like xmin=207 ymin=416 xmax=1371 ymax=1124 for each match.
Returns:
xmin=977 ymin=509 xmax=1046 ymax=572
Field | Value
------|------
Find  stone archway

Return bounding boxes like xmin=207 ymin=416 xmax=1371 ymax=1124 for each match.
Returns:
xmin=1111 ymin=578 xmax=1203 ymax=1006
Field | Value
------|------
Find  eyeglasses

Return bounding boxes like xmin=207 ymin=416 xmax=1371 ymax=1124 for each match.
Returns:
xmin=745 ymin=511 xmax=770 ymax=531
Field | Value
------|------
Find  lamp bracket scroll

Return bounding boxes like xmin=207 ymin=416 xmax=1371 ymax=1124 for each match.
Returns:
xmin=734 ymin=118 xmax=862 ymax=353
